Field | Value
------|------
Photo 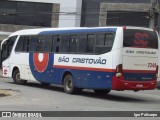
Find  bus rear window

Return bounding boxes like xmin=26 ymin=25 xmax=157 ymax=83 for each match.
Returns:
xmin=123 ymin=29 xmax=158 ymax=49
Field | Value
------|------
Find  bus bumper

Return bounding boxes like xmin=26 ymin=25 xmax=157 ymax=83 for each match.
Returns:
xmin=112 ymin=76 xmax=157 ymax=90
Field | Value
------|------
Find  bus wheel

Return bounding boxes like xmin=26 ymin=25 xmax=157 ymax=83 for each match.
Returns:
xmin=63 ymin=74 xmax=81 ymax=94
xmin=13 ymin=69 xmax=27 ymax=85
xmin=94 ymin=90 xmax=111 ymax=95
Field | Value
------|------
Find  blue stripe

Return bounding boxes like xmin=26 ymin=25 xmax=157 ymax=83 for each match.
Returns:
xmin=39 ymin=28 xmax=117 ymax=35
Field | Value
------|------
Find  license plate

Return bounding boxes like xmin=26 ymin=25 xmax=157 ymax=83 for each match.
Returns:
xmin=136 ymin=84 xmax=143 ymax=88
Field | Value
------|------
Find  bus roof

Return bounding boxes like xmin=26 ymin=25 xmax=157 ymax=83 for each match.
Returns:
xmin=9 ymin=26 xmax=154 ymax=37
xmin=9 ymin=27 xmax=86 ymax=36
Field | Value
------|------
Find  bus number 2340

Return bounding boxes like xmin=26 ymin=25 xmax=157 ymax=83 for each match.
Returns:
xmin=148 ymin=63 xmax=157 ymax=68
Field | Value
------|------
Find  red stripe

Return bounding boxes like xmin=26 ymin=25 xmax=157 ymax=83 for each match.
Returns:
xmin=123 ymin=69 xmax=155 ymax=73
xmin=53 ymin=65 xmax=155 ymax=73
xmin=54 ymin=65 xmax=114 ymax=72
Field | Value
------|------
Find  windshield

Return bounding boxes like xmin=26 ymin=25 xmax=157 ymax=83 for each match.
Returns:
xmin=1 ymin=36 xmax=17 ymax=62
xmin=123 ymin=29 xmax=158 ymax=49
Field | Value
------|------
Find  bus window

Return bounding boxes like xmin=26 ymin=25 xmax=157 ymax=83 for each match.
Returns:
xmin=8 ymin=36 xmax=17 ymax=54
xmin=105 ymin=33 xmax=115 ymax=47
xmin=95 ymin=33 xmax=115 ymax=54
xmin=69 ymin=35 xmax=79 ymax=53
xmin=16 ymin=36 xmax=30 ymax=52
xmin=86 ymin=34 xmax=95 ymax=54
xmin=78 ymin=34 xmax=87 ymax=53
xmin=37 ymin=36 xmax=44 ymax=52
xmin=15 ymin=36 xmax=24 ymax=52
xmin=60 ymin=35 xmax=69 ymax=53
xmin=123 ymin=29 xmax=158 ymax=49
xmin=23 ymin=36 xmax=30 ymax=52
xmin=54 ymin=35 xmax=61 ymax=53
xmin=44 ymin=35 xmax=53 ymax=53
xmin=96 ymin=33 xmax=105 ymax=45
xmin=29 ymin=36 xmax=37 ymax=52
xmin=95 ymin=33 xmax=106 ymax=54
xmin=1 ymin=40 xmax=8 ymax=61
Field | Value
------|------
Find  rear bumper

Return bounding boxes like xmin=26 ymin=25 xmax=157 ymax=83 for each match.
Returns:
xmin=112 ymin=76 xmax=157 ymax=90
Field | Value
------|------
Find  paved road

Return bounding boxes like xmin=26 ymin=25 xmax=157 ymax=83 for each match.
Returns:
xmin=0 ymin=77 xmax=160 ymax=120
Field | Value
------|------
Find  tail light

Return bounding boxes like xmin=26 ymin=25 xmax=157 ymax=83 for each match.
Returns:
xmin=116 ymin=64 xmax=123 ymax=78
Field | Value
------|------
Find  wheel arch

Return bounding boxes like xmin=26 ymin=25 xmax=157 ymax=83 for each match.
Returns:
xmin=12 ymin=66 xmax=20 ymax=78
xmin=61 ymin=70 xmax=73 ymax=85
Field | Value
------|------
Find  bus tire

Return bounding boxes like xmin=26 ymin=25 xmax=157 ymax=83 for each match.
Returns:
xmin=13 ymin=69 xmax=27 ymax=85
xmin=94 ymin=89 xmax=111 ymax=95
xmin=63 ymin=74 xmax=81 ymax=94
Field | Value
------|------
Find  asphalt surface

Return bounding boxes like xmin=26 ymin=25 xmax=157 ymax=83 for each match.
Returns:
xmin=0 ymin=76 xmax=160 ymax=120
xmin=0 ymin=68 xmax=160 ymax=119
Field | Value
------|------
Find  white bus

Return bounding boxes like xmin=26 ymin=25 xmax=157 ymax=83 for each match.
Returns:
xmin=1 ymin=27 xmax=159 ymax=94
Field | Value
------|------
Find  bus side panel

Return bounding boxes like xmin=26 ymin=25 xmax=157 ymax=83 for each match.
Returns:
xmin=3 ymin=51 xmax=31 ymax=80
xmin=28 ymin=51 xmax=113 ymax=90
xmin=29 ymin=53 xmax=58 ymax=84
xmin=16 ymin=53 xmax=30 ymax=81
xmin=112 ymin=49 xmax=123 ymax=71
xmin=112 ymin=49 xmax=123 ymax=89
xmin=53 ymin=53 xmax=113 ymax=89
xmin=73 ymin=70 xmax=113 ymax=89
xmin=111 ymin=28 xmax=123 ymax=89
xmin=50 ymin=68 xmax=113 ymax=89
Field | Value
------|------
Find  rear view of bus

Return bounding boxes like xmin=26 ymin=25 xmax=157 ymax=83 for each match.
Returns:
xmin=112 ymin=27 xmax=159 ymax=91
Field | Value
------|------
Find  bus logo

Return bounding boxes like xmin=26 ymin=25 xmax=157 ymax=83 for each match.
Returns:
xmin=29 ymin=53 xmax=54 ymax=82
xmin=33 ymin=53 xmax=49 ymax=72
xmin=134 ymin=33 xmax=149 ymax=46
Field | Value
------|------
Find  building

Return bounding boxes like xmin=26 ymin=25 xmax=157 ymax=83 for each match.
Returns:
xmin=0 ymin=0 xmax=158 ymax=41
xmin=0 ymin=0 xmax=82 ymax=41
xmin=81 ymin=0 xmax=154 ymax=28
